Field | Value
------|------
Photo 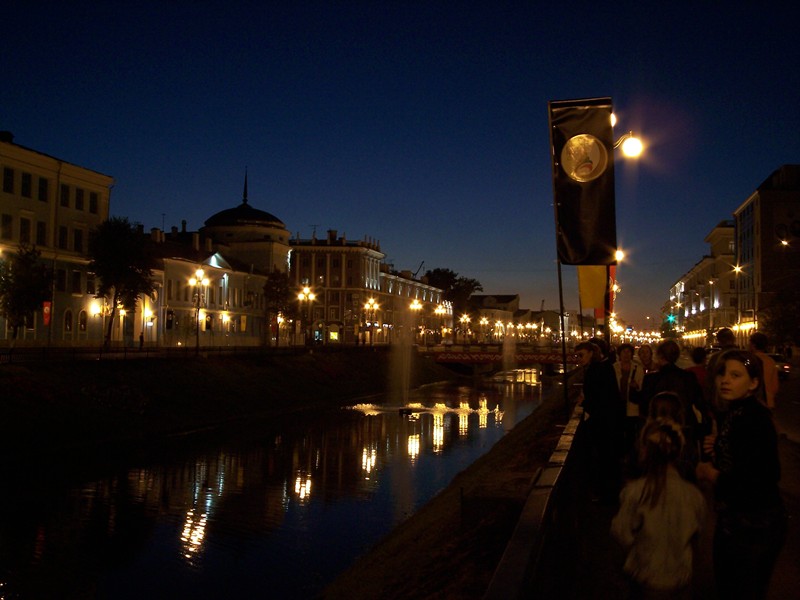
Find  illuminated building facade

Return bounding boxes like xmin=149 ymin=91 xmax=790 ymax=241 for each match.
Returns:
xmin=0 ymin=131 xmax=113 ymax=344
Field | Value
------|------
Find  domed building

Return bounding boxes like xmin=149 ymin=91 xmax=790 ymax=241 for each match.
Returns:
xmin=201 ymin=174 xmax=291 ymax=273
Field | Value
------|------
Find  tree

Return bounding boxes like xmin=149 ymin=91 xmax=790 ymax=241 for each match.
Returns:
xmin=760 ymin=287 xmax=800 ymax=347
xmin=424 ymin=268 xmax=483 ymax=317
xmin=88 ymin=217 xmax=156 ymax=347
xmin=0 ymin=244 xmax=52 ymax=341
xmin=263 ymin=268 xmax=293 ymax=346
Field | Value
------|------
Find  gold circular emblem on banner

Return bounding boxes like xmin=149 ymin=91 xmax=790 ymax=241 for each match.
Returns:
xmin=561 ymin=134 xmax=608 ymax=182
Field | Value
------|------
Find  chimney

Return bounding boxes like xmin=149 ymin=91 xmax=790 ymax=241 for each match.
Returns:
xmin=327 ymin=229 xmax=337 ymax=244
xmin=181 ymin=220 xmax=187 ymax=233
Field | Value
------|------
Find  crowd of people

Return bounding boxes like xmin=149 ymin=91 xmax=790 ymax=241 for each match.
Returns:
xmin=574 ymin=328 xmax=787 ymax=599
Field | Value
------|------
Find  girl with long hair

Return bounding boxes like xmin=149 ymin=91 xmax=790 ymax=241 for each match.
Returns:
xmin=696 ymin=350 xmax=787 ymax=599
xmin=611 ymin=418 xmax=706 ymax=598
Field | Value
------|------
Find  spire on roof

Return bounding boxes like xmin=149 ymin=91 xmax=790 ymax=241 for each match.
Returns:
xmin=243 ymin=168 xmax=249 ymax=205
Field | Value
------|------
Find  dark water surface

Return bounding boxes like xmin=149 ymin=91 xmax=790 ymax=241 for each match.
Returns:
xmin=0 ymin=377 xmax=547 ymax=599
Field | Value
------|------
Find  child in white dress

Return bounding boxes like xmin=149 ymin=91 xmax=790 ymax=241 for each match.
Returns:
xmin=611 ymin=419 xmax=706 ymax=599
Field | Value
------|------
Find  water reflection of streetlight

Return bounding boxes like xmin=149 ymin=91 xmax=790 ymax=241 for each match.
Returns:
xmin=294 ymin=472 xmax=312 ymax=500
xmin=189 ymin=268 xmax=209 ymax=354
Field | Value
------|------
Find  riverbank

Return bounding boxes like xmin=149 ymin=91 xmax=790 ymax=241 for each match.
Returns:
xmin=0 ymin=347 xmax=460 ymax=463
xmin=323 ymin=378 xmax=574 ymax=599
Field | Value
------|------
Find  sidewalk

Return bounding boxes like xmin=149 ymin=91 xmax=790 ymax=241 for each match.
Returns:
xmin=530 ymin=376 xmax=800 ymax=599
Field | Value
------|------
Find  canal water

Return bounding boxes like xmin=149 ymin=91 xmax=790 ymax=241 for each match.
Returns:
xmin=0 ymin=373 xmax=548 ymax=599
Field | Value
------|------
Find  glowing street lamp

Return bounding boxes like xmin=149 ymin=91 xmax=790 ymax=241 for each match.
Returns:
xmin=459 ymin=314 xmax=471 ymax=344
xmin=189 ymin=268 xmax=209 ymax=354
xmin=410 ymin=299 xmax=422 ymax=344
xmin=298 ymin=286 xmax=316 ymax=346
xmin=364 ymin=297 xmax=379 ymax=346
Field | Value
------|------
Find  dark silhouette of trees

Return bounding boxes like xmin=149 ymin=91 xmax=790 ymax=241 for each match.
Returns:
xmin=263 ymin=268 xmax=293 ymax=346
xmin=88 ymin=217 xmax=156 ymax=347
xmin=761 ymin=288 xmax=800 ymax=347
xmin=0 ymin=243 xmax=52 ymax=341
xmin=424 ymin=267 xmax=483 ymax=316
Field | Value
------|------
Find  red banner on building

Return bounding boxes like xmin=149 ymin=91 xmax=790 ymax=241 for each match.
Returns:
xmin=42 ymin=301 xmax=51 ymax=326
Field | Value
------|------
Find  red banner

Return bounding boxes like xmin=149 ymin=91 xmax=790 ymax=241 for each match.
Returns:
xmin=43 ymin=301 xmax=52 ymax=326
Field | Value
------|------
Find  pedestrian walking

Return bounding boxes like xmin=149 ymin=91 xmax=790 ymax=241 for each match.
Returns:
xmin=611 ymin=418 xmax=706 ymax=599
xmin=696 ymin=349 xmax=787 ymax=599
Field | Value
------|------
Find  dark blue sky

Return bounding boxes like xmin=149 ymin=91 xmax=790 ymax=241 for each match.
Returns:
xmin=3 ymin=2 xmax=799 ymax=328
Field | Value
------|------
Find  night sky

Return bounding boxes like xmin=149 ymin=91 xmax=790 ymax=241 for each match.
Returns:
xmin=3 ymin=2 xmax=799 ymax=328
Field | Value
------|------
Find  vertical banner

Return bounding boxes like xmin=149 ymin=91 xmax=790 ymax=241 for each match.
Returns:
xmin=548 ymin=97 xmax=617 ymax=265
xmin=577 ymin=265 xmax=607 ymax=309
xmin=42 ymin=301 xmax=51 ymax=326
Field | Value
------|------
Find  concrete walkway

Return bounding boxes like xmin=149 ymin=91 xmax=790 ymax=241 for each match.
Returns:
xmin=529 ymin=375 xmax=800 ymax=599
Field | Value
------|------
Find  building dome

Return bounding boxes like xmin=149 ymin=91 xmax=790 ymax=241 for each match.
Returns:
xmin=203 ymin=172 xmax=285 ymax=228
xmin=204 ymin=201 xmax=284 ymax=228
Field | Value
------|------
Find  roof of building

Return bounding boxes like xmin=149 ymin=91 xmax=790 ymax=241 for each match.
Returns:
xmin=204 ymin=172 xmax=285 ymax=228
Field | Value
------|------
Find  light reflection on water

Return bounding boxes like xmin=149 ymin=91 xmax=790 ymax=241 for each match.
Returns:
xmin=0 ymin=378 xmax=547 ymax=599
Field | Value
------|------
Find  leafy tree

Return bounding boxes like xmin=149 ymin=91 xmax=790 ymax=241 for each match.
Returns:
xmin=0 ymin=244 xmax=52 ymax=341
xmin=88 ymin=217 xmax=156 ymax=347
xmin=761 ymin=288 xmax=800 ymax=347
xmin=263 ymin=268 xmax=293 ymax=346
xmin=424 ymin=267 xmax=483 ymax=318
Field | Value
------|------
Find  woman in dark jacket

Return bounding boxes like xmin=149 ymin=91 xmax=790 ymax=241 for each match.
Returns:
xmin=696 ymin=350 xmax=786 ymax=599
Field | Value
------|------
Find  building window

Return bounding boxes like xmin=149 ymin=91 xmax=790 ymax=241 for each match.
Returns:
xmin=71 ymin=271 xmax=82 ymax=294
xmin=36 ymin=221 xmax=47 ymax=246
xmin=21 ymin=173 xmax=32 ymax=198
xmin=55 ymin=269 xmax=67 ymax=292
xmin=1 ymin=214 xmax=12 ymax=240
xmin=89 ymin=192 xmax=98 ymax=214
xmin=73 ymin=229 xmax=84 ymax=253
xmin=58 ymin=226 xmax=68 ymax=250
xmin=38 ymin=177 xmax=49 ymax=202
xmin=87 ymin=273 xmax=96 ymax=295
xmin=2 ymin=167 xmax=13 ymax=193
xmin=64 ymin=310 xmax=73 ymax=333
xmin=79 ymin=310 xmax=88 ymax=332
xmin=60 ymin=184 xmax=69 ymax=207
xmin=75 ymin=188 xmax=84 ymax=211
xmin=19 ymin=218 xmax=31 ymax=244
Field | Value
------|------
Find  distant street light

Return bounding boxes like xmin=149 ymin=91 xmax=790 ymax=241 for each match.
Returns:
xmin=189 ymin=268 xmax=210 ymax=355
xmin=298 ymin=286 xmax=316 ymax=345
xmin=364 ymin=297 xmax=379 ymax=346
xmin=410 ymin=299 xmax=422 ymax=344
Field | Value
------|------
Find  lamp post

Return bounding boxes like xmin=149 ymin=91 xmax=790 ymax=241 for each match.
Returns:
xmin=459 ymin=314 xmax=471 ymax=344
xmin=410 ymin=299 xmax=422 ymax=344
xmin=364 ymin=297 xmax=379 ymax=346
xmin=434 ymin=304 xmax=445 ymax=344
xmin=189 ymin=268 xmax=209 ymax=354
xmin=298 ymin=286 xmax=315 ymax=346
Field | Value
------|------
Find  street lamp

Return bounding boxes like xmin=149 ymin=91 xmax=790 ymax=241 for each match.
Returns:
xmin=410 ymin=299 xmax=422 ymax=344
xmin=434 ymin=304 xmax=445 ymax=344
xmin=459 ymin=314 xmax=471 ymax=344
xmin=189 ymin=268 xmax=209 ymax=354
xmin=297 ymin=286 xmax=316 ymax=346
xmin=364 ymin=297 xmax=379 ymax=346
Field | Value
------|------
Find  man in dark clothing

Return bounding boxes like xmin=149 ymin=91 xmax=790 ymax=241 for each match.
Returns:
xmin=580 ymin=338 xmax=623 ymax=503
xmin=637 ymin=340 xmax=711 ymax=470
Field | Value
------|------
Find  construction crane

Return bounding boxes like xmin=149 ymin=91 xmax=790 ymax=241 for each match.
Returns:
xmin=413 ymin=261 xmax=425 ymax=278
